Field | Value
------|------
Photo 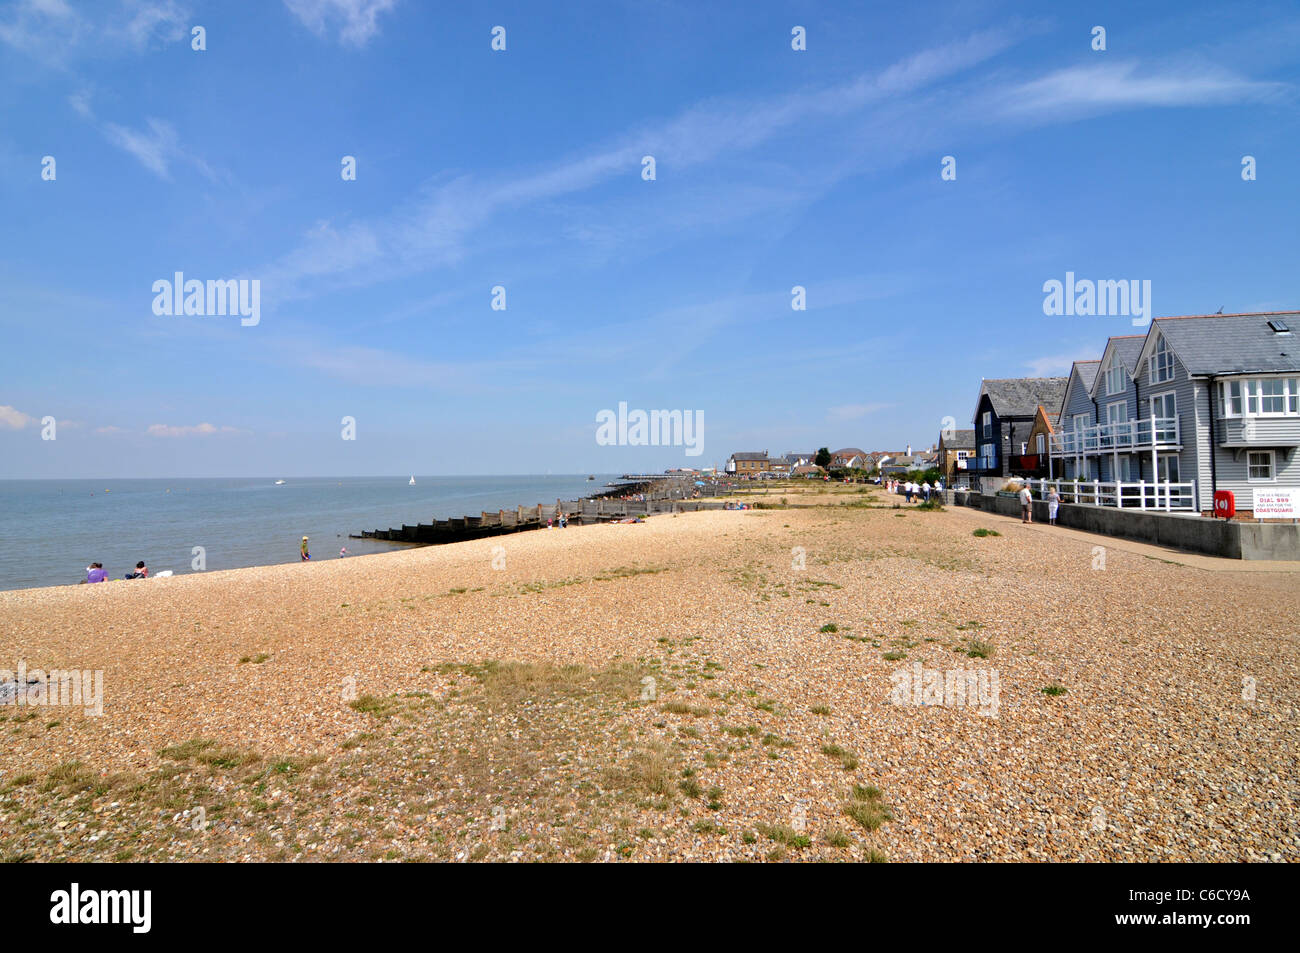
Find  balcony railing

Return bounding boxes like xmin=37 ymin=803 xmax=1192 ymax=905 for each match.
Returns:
xmin=1049 ymin=415 xmax=1180 ymax=456
xmin=1027 ymin=478 xmax=1197 ymax=511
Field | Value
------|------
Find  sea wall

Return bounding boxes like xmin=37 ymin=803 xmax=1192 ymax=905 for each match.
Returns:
xmin=958 ymin=492 xmax=1300 ymax=561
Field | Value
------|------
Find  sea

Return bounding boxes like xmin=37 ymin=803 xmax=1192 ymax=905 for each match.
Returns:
xmin=0 ymin=475 xmax=614 ymax=592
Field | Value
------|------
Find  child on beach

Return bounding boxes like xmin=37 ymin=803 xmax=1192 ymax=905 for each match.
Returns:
xmin=301 ymin=536 xmax=311 ymax=560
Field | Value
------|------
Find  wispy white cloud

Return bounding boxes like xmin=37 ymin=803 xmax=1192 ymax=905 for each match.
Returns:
xmin=1023 ymin=353 xmax=1080 ymax=377
xmin=71 ymin=92 xmax=216 ymax=181
xmin=992 ymin=61 xmax=1287 ymax=118
xmin=262 ymin=29 xmax=1021 ymax=299
xmin=0 ymin=0 xmax=189 ymax=66
xmin=0 ymin=405 xmax=37 ymax=430
xmin=146 ymin=422 xmax=243 ymax=437
xmin=283 ymin=0 xmax=398 ymax=47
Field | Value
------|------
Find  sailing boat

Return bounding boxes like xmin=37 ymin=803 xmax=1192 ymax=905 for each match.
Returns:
xmin=274 ymin=479 xmax=285 ymax=485
xmin=408 ymin=475 xmax=416 ymax=486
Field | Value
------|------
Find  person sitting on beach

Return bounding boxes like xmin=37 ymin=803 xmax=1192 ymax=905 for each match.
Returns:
xmin=85 ymin=563 xmax=108 ymax=584
xmin=301 ymin=536 xmax=311 ymax=560
xmin=124 ymin=561 xmax=148 ymax=579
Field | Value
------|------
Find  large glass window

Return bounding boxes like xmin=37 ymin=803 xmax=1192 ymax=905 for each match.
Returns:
xmin=1104 ymin=358 xmax=1126 ymax=395
xmin=1150 ymin=336 xmax=1175 ymax=383
xmin=1217 ymin=378 xmax=1298 ymax=417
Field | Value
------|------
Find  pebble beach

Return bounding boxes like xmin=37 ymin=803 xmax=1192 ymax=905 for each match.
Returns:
xmin=1 ymin=484 xmax=1296 ymax=862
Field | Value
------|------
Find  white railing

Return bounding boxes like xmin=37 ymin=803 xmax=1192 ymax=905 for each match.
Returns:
xmin=1027 ymin=478 xmax=1197 ymax=512
xmin=1049 ymin=415 xmax=1180 ymax=456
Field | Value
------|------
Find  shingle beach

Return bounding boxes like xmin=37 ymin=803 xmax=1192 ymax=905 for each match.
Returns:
xmin=2 ymin=485 xmax=1296 ymax=862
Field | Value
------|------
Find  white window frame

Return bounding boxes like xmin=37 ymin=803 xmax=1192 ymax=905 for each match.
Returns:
xmin=1247 ymin=449 xmax=1275 ymax=483
xmin=1150 ymin=335 xmax=1175 ymax=384
xmin=1036 ymin=433 xmax=1046 ymax=455
xmin=1072 ymin=413 xmax=1089 ymax=432
xmin=1156 ymin=453 xmax=1180 ymax=483
xmin=1149 ymin=391 xmax=1176 ymax=420
xmin=981 ymin=410 xmax=992 ymax=438
xmin=1106 ymin=401 xmax=1128 ymax=425
xmin=1103 ymin=357 xmax=1126 ymax=396
xmin=1218 ymin=377 xmax=1299 ymax=418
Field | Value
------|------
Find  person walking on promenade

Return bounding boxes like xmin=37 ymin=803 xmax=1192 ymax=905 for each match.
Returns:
xmin=301 ymin=536 xmax=311 ymax=561
xmin=1019 ymin=483 xmax=1033 ymax=523
xmin=1047 ymin=486 xmax=1061 ymax=526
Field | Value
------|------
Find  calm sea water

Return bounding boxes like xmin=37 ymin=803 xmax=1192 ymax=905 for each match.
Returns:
xmin=0 ymin=475 xmax=613 ymax=592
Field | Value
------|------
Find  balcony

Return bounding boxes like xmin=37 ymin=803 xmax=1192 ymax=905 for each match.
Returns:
xmin=1050 ymin=416 xmax=1180 ymax=457
xmin=1027 ymin=478 xmax=1197 ymax=512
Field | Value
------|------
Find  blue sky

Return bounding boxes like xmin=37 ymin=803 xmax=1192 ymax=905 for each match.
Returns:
xmin=1 ymin=0 xmax=1297 ymax=477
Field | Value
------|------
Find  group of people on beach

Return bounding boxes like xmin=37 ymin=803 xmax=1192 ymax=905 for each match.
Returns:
xmin=889 ymin=479 xmax=943 ymax=502
xmin=81 ymin=561 xmax=148 ymax=583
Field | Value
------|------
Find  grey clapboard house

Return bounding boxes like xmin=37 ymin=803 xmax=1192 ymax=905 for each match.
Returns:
xmin=1051 ymin=311 xmax=1300 ymax=514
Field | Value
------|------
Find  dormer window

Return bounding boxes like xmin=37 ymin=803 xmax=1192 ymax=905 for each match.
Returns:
xmin=1150 ymin=336 xmax=1175 ymax=384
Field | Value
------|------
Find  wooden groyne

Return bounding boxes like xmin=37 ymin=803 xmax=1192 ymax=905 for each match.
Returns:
xmin=351 ymin=479 xmax=738 ymax=546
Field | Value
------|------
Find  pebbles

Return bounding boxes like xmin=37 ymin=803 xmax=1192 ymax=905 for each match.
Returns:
xmin=0 ymin=489 xmax=1296 ymax=861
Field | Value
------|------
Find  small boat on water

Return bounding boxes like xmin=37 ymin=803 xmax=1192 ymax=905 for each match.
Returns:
xmin=274 ymin=479 xmax=286 ymax=485
xmin=587 ymin=475 xmax=595 ymax=481
xmin=409 ymin=476 xmax=416 ymax=486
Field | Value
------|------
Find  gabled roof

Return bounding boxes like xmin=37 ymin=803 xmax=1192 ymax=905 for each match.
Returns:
xmin=1139 ymin=311 xmax=1300 ymax=376
xmin=1073 ymin=360 xmax=1101 ymax=392
xmin=830 ymin=447 xmax=868 ymax=457
xmin=1061 ymin=360 xmax=1101 ymax=410
xmin=939 ymin=428 xmax=976 ymax=449
xmin=1090 ymin=336 xmax=1145 ymax=398
xmin=977 ymin=377 xmax=1069 ymax=420
xmin=729 ymin=452 xmax=768 ymax=461
xmin=1032 ymin=405 xmax=1059 ymax=432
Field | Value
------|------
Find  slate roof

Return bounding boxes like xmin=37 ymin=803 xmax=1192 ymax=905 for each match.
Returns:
xmin=729 ymin=452 xmax=768 ymax=461
xmin=978 ymin=377 xmax=1069 ymax=419
xmin=939 ymin=428 xmax=976 ymax=449
xmin=1073 ymin=360 xmax=1101 ymax=392
xmin=1152 ymin=312 xmax=1300 ymax=376
xmin=1108 ymin=335 xmax=1146 ymax=374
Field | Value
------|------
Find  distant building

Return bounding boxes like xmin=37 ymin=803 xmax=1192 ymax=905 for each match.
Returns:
xmin=725 ymin=451 xmax=770 ymax=476
xmin=829 ymin=447 xmax=870 ymax=469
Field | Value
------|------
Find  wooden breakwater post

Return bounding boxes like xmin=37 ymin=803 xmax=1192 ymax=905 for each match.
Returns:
xmin=350 ymin=477 xmax=733 ymax=546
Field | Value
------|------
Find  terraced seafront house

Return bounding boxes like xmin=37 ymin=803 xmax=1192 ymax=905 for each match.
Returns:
xmin=969 ymin=377 xmax=1069 ymax=487
xmin=1050 ymin=312 xmax=1300 ymax=516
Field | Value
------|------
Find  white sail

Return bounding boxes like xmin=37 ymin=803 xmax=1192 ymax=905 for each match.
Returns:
xmin=409 ymin=476 xmax=416 ymax=485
